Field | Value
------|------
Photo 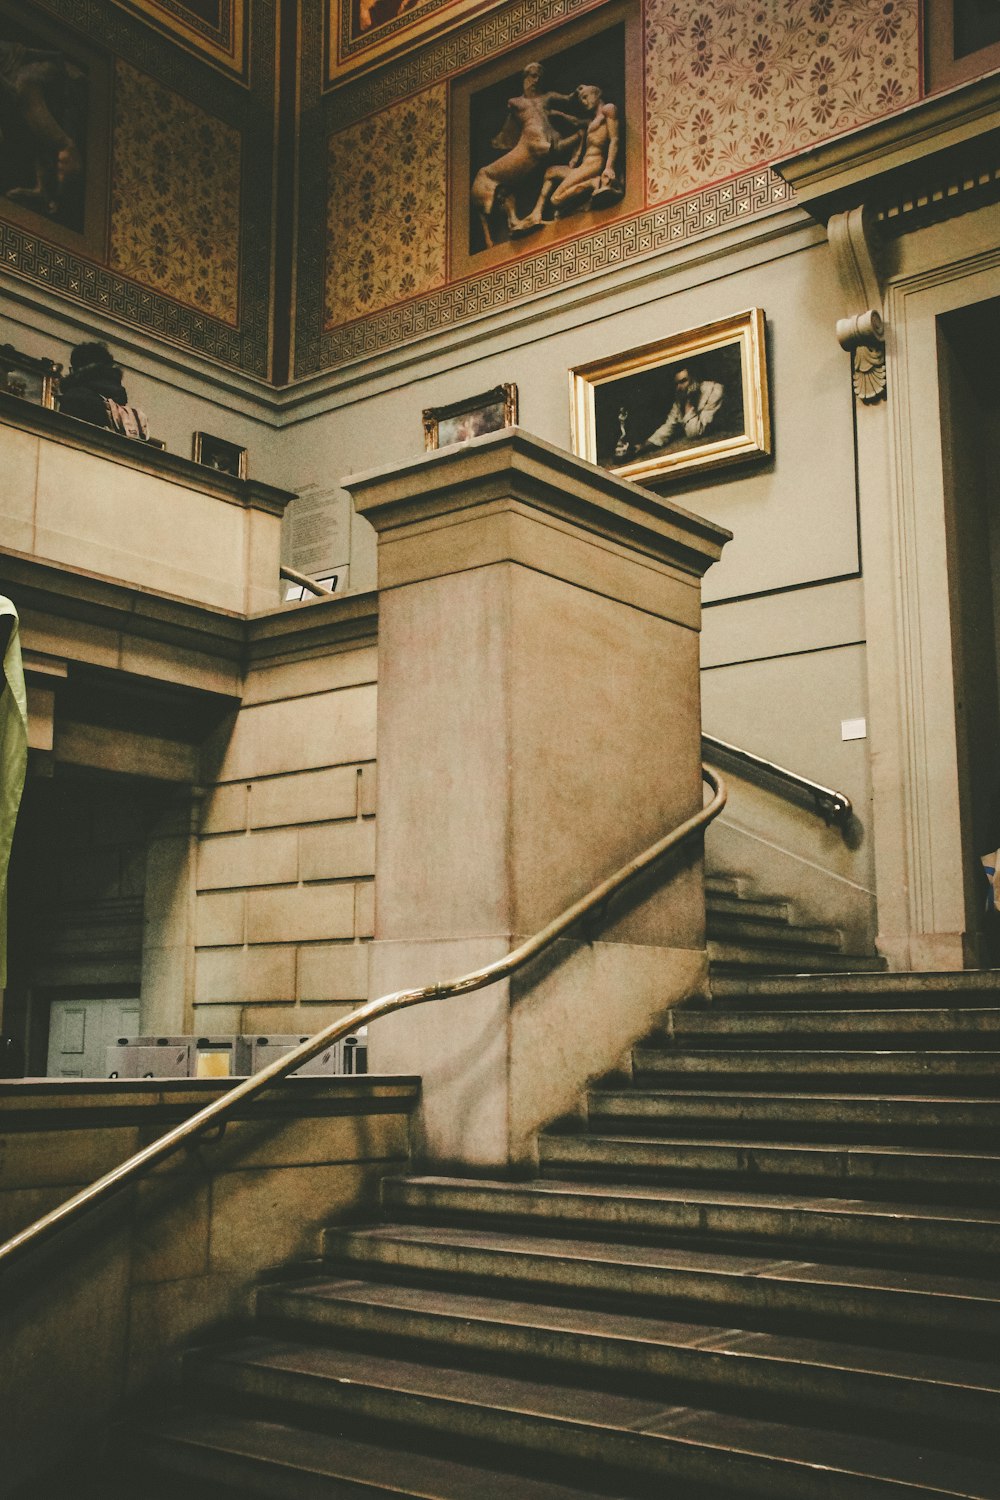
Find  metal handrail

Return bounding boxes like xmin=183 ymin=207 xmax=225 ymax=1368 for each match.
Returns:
xmin=702 ymin=733 xmax=852 ymax=828
xmin=280 ymin=564 xmax=331 ymax=597
xmin=0 ymin=767 xmax=726 ymax=1278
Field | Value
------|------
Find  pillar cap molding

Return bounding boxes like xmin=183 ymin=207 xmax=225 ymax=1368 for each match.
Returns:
xmin=344 ymin=427 xmax=731 ymax=583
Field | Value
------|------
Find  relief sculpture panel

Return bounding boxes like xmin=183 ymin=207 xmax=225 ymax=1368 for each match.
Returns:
xmin=450 ymin=0 xmax=643 ymax=280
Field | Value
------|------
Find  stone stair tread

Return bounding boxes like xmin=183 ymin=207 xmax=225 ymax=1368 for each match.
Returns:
xmin=672 ymin=1008 xmax=1000 ymax=1031
xmin=540 ymin=1133 xmax=1000 ymax=1184
xmin=704 ymin=893 xmax=791 ymax=921
xmin=389 ymin=1174 xmax=1000 ymax=1225
xmin=706 ymin=915 xmax=844 ymax=947
xmin=711 ymin=972 xmax=1000 ymax=999
xmin=328 ymin=1220 xmax=1000 ymax=1297
xmin=594 ymin=1086 xmax=1000 ymax=1104
xmin=707 ymin=942 xmax=879 ymax=970
xmin=631 ymin=1049 xmax=1000 ymax=1076
xmin=264 ymin=1274 xmax=1000 ymax=1393
xmin=543 ymin=1132 xmax=1000 ymax=1163
xmin=140 ymin=1409 xmax=604 ymax=1499
xmin=186 ymin=1338 xmax=1000 ymax=1498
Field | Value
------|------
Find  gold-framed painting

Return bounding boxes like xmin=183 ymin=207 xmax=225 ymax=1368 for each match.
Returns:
xmin=423 ymin=382 xmax=517 ymax=449
xmin=111 ymin=1 xmax=249 ymax=82
xmin=0 ymin=345 xmax=61 ymax=409
xmin=193 ymin=430 xmax=248 ymax=477
xmin=326 ymin=0 xmax=505 ymax=89
xmin=570 ymin=309 xmax=771 ymax=485
xmin=449 ymin=0 xmax=643 ymax=283
xmin=0 ymin=0 xmax=112 ymax=262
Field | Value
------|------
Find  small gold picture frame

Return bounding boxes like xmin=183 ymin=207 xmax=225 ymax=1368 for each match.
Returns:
xmin=423 ymin=382 xmax=518 ymax=450
xmin=570 ymin=308 xmax=771 ymax=485
xmin=0 ymin=344 xmax=61 ymax=409
xmin=192 ymin=431 xmax=248 ymax=478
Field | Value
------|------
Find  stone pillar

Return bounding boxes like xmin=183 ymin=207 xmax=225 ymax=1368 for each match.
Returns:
xmin=345 ymin=430 xmax=729 ymax=1168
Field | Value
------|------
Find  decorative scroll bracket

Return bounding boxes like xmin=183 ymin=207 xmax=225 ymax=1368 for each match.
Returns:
xmin=828 ymin=205 xmax=886 ymax=404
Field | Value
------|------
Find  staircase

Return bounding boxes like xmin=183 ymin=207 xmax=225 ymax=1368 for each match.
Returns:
xmin=706 ymin=873 xmax=883 ymax=973
xmin=113 ymin=968 xmax=1000 ymax=1498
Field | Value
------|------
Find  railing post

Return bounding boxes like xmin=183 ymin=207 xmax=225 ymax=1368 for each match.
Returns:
xmin=345 ymin=430 xmax=729 ymax=1168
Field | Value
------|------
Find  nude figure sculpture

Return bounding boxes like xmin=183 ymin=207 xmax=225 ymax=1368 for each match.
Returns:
xmin=470 ymin=62 xmax=582 ymax=250
xmin=514 ymin=83 xmax=622 ymax=234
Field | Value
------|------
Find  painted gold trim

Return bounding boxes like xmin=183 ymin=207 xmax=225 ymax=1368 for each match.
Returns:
xmin=111 ymin=0 xmax=249 ymax=82
xmin=326 ymin=0 xmax=505 ymax=90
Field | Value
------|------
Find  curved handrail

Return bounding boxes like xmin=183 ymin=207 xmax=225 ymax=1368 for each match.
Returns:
xmin=0 ymin=767 xmax=726 ymax=1279
xmin=702 ymin=733 xmax=852 ymax=827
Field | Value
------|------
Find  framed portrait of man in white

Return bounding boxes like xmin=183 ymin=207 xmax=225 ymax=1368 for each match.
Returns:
xmin=569 ymin=308 xmax=771 ymax=485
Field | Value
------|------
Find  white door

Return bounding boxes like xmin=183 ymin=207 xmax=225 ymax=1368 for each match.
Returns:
xmin=46 ymin=997 xmax=141 ymax=1078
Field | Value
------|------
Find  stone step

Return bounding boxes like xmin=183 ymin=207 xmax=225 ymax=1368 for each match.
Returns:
xmin=704 ymin=891 xmax=792 ymax=924
xmin=704 ymin=873 xmax=750 ymax=896
xmin=180 ymin=1337 xmax=1000 ymax=1499
xmin=706 ymin=914 xmax=844 ymax=949
xmin=256 ymin=1275 xmax=1000 ymax=1446
xmin=537 ymin=1132 xmax=1000 ymax=1198
xmin=321 ymin=1222 xmax=1000 ymax=1349
xmin=710 ymin=972 xmax=1000 ymax=1008
xmin=631 ymin=1048 xmax=1000 ymax=1093
xmin=588 ymin=1088 xmax=1000 ymax=1144
xmin=664 ymin=1007 xmax=1000 ymax=1046
xmin=708 ymin=941 xmax=883 ymax=973
xmin=380 ymin=1176 xmax=1000 ymax=1263
xmin=136 ymin=1409 xmax=608 ymax=1499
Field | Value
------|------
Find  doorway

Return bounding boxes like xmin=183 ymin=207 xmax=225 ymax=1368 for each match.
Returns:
xmin=938 ymin=299 xmax=1000 ymax=962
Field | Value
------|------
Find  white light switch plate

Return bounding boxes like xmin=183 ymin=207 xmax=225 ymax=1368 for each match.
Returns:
xmin=841 ymin=718 xmax=867 ymax=741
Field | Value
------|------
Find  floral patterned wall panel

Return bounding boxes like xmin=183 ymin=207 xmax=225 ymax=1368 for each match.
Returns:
xmin=325 ymin=86 xmax=448 ymax=326
xmin=644 ymin=0 xmax=918 ymax=201
xmin=1 ymin=0 xmax=275 ymax=375
xmin=110 ymin=63 xmax=242 ymax=326
xmin=299 ymin=0 xmax=920 ymax=374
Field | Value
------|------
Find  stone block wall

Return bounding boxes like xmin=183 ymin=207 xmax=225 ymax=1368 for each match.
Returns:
xmin=194 ymin=629 xmax=378 ymax=1036
xmin=0 ymin=1074 xmax=417 ymax=1493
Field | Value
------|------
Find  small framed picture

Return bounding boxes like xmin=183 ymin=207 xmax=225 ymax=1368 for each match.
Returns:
xmin=192 ymin=431 xmax=248 ymax=478
xmin=569 ymin=308 xmax=771 ymax=485
xmin=423 ymin=383 xmax=518 ymax=451
xmin=0 ymin=344 xmax=61 ymax=409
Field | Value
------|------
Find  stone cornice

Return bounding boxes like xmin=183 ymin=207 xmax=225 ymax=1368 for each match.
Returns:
xmin=347 ymin=427 xmax=732 ymax=583
xmin=247 ymin=589 xmax=379 ymax=666
xmin=773 ymin=73 xmax=1000 ymax=226
xmin=0 ymin=548 xmax=380 ymax=691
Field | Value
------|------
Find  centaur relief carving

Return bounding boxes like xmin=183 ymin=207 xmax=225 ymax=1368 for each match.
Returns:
xmin=471 ymin=61 xmax=623 ymax=249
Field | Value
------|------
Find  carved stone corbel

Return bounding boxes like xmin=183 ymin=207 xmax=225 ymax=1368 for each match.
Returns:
xmin=828 ymin=205 xmax=886 ymax=404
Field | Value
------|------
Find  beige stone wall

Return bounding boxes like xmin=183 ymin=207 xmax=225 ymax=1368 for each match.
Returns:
xmin=0 ymin=1074 xmax=416 ymax=1493
xmin=194 ymin=641 xmax=378 ymax=1035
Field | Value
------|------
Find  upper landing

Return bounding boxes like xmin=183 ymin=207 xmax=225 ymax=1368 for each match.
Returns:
xmin=0 ymin=391 xmax=295 ymax=618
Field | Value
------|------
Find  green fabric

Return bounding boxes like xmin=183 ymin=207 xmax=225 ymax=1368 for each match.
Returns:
xmin=0 ymin=599 xmax=27 ymax=987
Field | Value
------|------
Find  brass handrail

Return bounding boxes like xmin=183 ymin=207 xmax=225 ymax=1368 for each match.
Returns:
xmin=0 ymin=767 xmax=726 ymax=1278
xmin=702 ymin=733 xmax=852 ymax=827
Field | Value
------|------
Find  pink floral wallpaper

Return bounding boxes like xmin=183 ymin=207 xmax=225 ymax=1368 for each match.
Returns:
xmin=325 ymin=85 xmax=448 ymax=327
xmin=109 ymin=62 xmax=242 ymax=326
xmin=644 ymin=0 xmax=919 ymax=201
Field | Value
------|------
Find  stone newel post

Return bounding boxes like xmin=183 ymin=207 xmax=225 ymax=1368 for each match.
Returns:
xmin=345 ymin=430 xmax=729 ymax=1168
